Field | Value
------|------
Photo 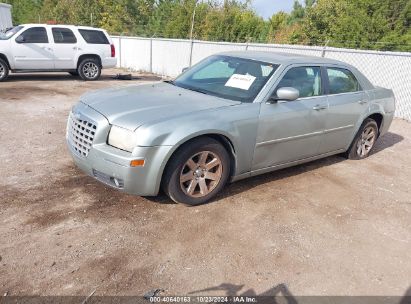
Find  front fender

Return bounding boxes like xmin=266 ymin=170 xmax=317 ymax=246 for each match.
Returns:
xmin=134 ymin=103 xmax=261 ymax=177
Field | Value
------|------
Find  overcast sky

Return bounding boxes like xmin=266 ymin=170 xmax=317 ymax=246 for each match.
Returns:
xmin=251 ymin=0 xmax=298 ymax=19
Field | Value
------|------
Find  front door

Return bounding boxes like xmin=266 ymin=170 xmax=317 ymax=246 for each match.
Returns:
xmin=13 ymin=26 xmax=54 ymax=70
xmin=252 ymin=66 xmax=328 ymax=171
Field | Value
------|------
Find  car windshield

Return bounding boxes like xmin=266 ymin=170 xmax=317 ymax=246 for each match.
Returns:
xmin=0 ymin=26 xmax=24 ymax=40
xmin=173 ymin=55 xmax=279 ymax=103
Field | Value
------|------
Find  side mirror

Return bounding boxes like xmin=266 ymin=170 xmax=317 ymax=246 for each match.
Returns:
xmin=268 ymin=87 xmax=300 ymax=103
xmin=182 ymin=67 xmax=189 ymax=73
xmin=15 ymin=35 xmax=25 ymax=43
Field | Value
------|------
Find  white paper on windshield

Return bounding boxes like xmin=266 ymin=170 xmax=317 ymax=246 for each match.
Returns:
xmin=225 ymin=74 xmax=256 ymax=90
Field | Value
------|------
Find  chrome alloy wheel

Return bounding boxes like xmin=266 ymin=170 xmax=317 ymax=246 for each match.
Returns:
xmin=180 ymin=151 xmax=223 ymax=198
xmin=0 ymin=63 xmax=5 ymax=78
xmin=83 ymin=62 xmax=99 ymax=78
xmin=356 ymin=126 xmax=377 ymax=157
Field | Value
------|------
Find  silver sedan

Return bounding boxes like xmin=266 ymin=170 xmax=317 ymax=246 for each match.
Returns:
xmin=66 ymin=51 xmax=395 ymax=205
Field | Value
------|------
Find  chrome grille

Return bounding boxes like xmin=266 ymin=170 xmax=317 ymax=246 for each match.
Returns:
xmin=67 ymin=112 xmax=97 ymax=157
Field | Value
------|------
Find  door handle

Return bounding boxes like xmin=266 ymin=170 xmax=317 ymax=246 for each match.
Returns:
xmin=358 ymin=100 xmax=368 ymax=105
xmin=312 ymin=105 xmax=327 ymax=111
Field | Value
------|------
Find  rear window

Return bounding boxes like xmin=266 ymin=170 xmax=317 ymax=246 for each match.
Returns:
xmin=327 ymin=67 xmax=361 ymax=94
xmin=52 ymin=28 xmax=77 ymax=44
xmin=78 ymin=29 xmax=109 ymax=44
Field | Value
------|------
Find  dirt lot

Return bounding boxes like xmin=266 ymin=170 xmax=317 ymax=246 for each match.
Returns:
xmin=0 ymin=69 xmax=410 ymax=297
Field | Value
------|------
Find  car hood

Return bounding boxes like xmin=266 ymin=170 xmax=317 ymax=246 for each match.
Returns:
xmin=81 ymin=82 xmax=240 ymax=131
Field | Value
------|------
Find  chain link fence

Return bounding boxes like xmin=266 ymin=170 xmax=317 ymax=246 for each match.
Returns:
xmin=111 ymin=36 xmax=411 ymax=121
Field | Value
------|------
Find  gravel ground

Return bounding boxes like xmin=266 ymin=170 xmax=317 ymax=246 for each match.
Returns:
xmin=0 ymin=69 xmax=410 ymax=297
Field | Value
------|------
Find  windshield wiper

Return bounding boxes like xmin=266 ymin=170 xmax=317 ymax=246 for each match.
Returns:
xmin=163 ymin=80 xmax=175 ymax=85
xmin=185 ymin=87 xmax=208 ymax=95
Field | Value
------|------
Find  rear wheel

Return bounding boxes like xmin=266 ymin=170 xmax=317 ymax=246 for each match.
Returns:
xmin=0 ymin=58 xmax=9 ymax=82
xmin=78 ymin=58 xmax=101 ymax=81
xmin=162 ymin=137 xmax=230 ymax=205
xmin=345 ymin=118 xmax=378 ymax=160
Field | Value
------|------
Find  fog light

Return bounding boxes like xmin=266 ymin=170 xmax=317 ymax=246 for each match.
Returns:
xmin=130 ymin=159 xmax=145 ymax=167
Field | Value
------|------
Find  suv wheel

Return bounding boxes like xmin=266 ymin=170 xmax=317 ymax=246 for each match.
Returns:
xmin=78 ymin=58 xmax=101 ymax=81
xmin=0 ymin=58 xmax=9 ymax=82
xmin=345 ymin=118 xmax=378 ymax=160
xmin=162 ymin=137 xmax=230 ymax=205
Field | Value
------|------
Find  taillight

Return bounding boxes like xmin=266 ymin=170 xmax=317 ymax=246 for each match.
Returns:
xmin=110 ymin=44 xmax=115 ymax=57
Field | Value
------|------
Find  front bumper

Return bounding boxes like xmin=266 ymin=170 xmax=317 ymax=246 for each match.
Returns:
xmin=66 ymin=103 xmax=173 ymax=196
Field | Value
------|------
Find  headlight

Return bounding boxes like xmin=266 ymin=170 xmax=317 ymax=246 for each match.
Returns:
xmin=108 ymin=125 xmax=138 ymax=152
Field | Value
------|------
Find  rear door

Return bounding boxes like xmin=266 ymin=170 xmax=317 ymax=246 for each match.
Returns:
xmin=51 ymin=27 xmax=78 ymax=69
xmin=13 ymin=26 xmax=54 ymax=69
xmin=252 ymin=65 xmax=328 ymax=170
xmin=318 ymin=66 xmax=367 ymax=154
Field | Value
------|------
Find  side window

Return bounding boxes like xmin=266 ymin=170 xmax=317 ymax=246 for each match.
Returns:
xmin=52 ymin=28 xmax=77 ymax=44
xmin=276 ymin=66 xmax=322 ymax=98
xmin=327 ymin=67 xmax=361 ymax=94
xmin=16 ymin=27 xmax=48 ymax=43
xmin=78 ymin=29 xmax=109 ymax=44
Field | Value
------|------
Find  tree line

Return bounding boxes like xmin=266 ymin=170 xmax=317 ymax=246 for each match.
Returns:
xmin=4 ymin=0 xmax=411 ymax=52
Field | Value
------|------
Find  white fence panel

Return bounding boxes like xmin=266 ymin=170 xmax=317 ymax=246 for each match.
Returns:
xmin=191 ymin=41 xmax=246 ymax=65
xmin=120 ymin=37 xmax=151 ymax=72
xmin=248 ymin=43 xmax=324 ymax=57
xmin=152 ymin=39 xmax=192 ymax=76
xmin=112 ymin=36 xmax=411 ymax=121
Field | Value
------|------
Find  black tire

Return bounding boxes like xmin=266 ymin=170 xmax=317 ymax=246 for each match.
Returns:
xmin=0 ymin=58 xmax=9 ymax=82
xmin=78 ymin=57 xmax=101 ymax=81
xmin=68 ymin=71 xmax=79 ymax=76
xmin=345 ymin=118 xmax=379 ymax=160
xmin=162 ymin=137 xmax=231 ymax=205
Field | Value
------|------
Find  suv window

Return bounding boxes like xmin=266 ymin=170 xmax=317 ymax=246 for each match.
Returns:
xmin=276 ymin=66 xmax=322 ymax=98
xmin=52 ymin=27 xmax=77 ymax=44
xmin=327 ymin=67 xmax=361 ymax=94
xmin=17 ymin=27 xmax=48 ymax=43
xmin=78 ymin=29 xmax=109 ymax=44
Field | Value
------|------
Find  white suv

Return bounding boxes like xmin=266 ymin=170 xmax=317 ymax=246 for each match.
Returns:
xmin=0 ymin=24 xmax=117 ymax=81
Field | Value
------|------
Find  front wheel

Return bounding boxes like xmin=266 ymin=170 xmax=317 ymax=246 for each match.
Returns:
xmin=345 ymin=118 xmax=378 ymax=160
xmin=78 ymin=58 xmax=101 ymax=81
xmin=0 ymin=58 xmax=9 ymax=82
xmin=162 ymin=137 xmax=230 ymax=205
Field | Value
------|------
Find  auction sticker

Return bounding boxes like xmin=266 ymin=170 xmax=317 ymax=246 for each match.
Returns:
xmin=225 ymin=74 xmax=256 ymax=90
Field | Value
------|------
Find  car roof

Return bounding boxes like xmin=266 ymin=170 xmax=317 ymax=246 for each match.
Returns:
xmin=20 ymin=24 xmax=105 ymax=31
xmin=218 ymin=50 xmax=347 ymax=66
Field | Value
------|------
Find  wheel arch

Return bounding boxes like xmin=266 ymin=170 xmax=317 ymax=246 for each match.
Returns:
xmin=158 ymin=133 xmax=237 ymax=192
xmin=0 ymin=53 xmax=10 ymax=69
xmin=366 ymin=112 xmax=383 ymax=135
xmin=77 ymin=54 xmax=102 ymax=68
